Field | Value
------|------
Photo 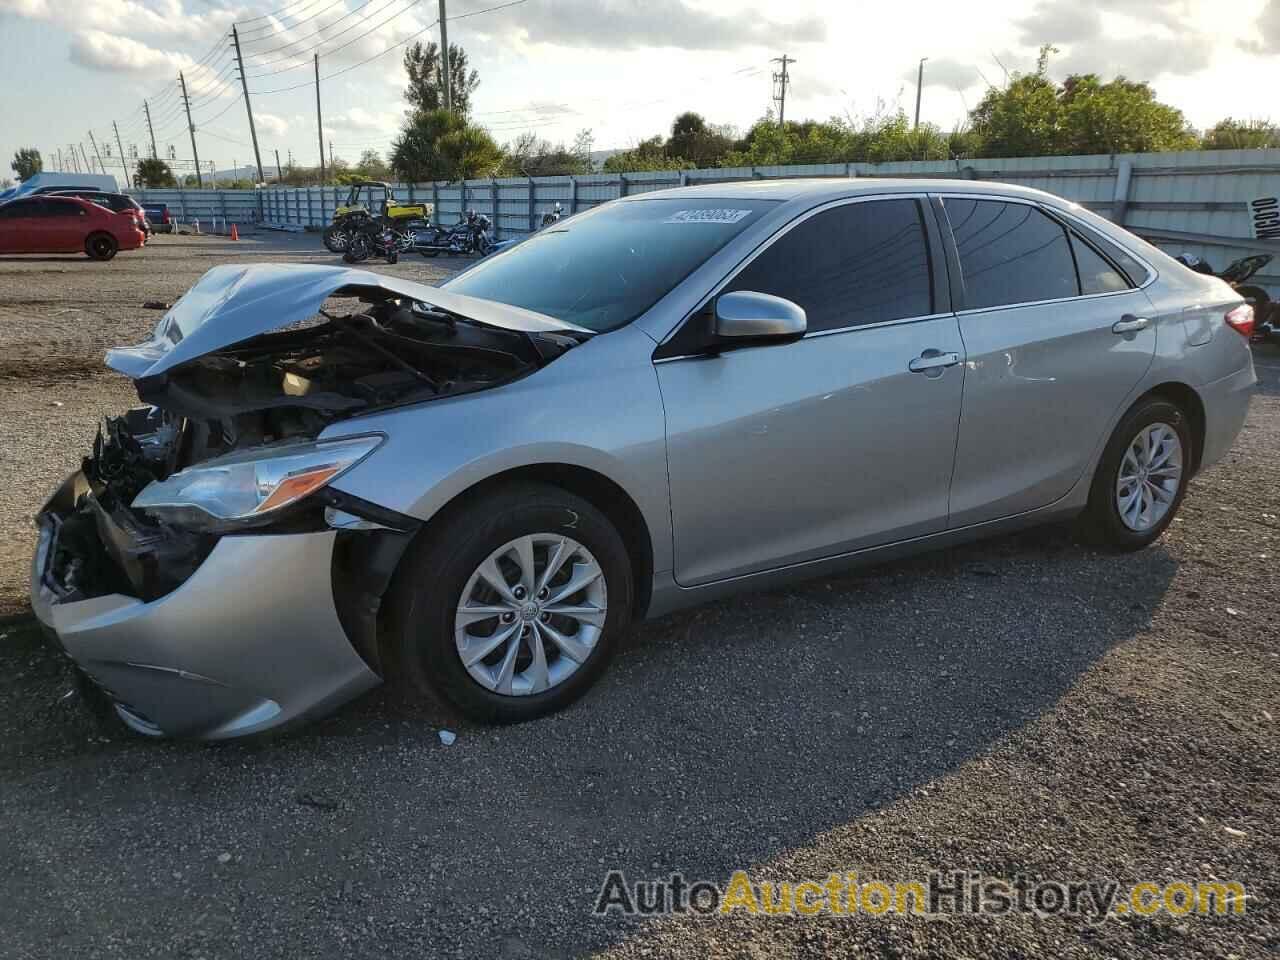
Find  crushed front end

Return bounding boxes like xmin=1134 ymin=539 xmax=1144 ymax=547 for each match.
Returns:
xmin=31 ymin=265 xmax=586 ymax=738
xmin=30 ymin=410 xmax=402 ymax=739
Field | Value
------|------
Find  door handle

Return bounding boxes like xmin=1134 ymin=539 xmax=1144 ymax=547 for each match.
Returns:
xmin=1112 ymin=315 xmax=1150 ymax=334
xmin=908 ymin=350 xmax=960 ymax=373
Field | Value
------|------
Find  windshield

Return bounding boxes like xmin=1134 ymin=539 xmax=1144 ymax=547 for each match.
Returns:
xmin=444 ymin=198 xmax=776 ymax=332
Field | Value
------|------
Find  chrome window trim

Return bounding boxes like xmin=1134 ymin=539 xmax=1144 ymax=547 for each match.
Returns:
xmin=935 ymin=193 xmax=1158 ymax=314
xmin=652 ymin=310 xmax=956 ymax=364
xmin=1054 ymin=208 xmax=1158 ymax=289
xmin=653 ymin=191 xmax=938 ymax=353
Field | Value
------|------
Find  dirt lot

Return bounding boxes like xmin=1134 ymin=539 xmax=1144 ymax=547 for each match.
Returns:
xmin=0 ymin=236 xmax=1276 ymax=959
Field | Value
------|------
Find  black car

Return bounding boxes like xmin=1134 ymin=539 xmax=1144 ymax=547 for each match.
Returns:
xmin=47 ymin=190 xmax=150 ymax=235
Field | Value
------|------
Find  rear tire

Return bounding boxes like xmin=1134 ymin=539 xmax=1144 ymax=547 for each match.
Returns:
xmin=384 ymin=483 xmax=633 ymax=723
xmin=1079 ymin=398 xmax=1192 ymax=550
xmin=85 ymin=232 xmax=118 ymax=261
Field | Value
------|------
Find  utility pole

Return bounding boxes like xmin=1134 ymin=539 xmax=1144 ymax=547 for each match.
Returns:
xmin=914 ymin=57 xmax=928 ymax=129
xmin=771 ymin=55 xmax=794 ymax=127
xmin=88 ymin=132 xmax=105 ymax=176
xmin=231 ymin=25 xmax=265 ymax=183
xmin=329 ymin=141 xmax=334 ymax=170
xmin=113 ymin=121 xmax=131 ymax=188
xmin=179 ymin=72 xmax=203 ymax=188
xmin=78 ymin=143 xmax=92 ymax=173
xmin=275 ymin=148 xmax=283 ymax=181
xmin=314 ymin=52 xmax=326 ymax=184
xmin=438 ymin=0 xmax=452 ymax=112
xmin=143 ymin=100 xmax=158 ymax=158
xmin=67 ymin=145 xmax=79 ymax=173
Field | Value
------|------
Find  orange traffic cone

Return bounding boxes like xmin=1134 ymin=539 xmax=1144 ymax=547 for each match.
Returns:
xmin=229 ymin=223 xmax=239 ymax=241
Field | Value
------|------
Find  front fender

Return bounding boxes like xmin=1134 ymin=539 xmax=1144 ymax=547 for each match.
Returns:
xmin=321 ymin=325 xmax=673 ymax=572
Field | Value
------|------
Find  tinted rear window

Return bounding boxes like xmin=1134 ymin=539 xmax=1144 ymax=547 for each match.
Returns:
xmin=945 ymin=198 xmax=1079 ymax=309
xmin=445 ymin=199 xmax=775 ymax=332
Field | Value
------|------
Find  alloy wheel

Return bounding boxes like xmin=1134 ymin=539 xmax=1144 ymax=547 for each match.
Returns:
xmin=454 ymin=534 xmax=607 ymax=696
xmin=1115 ymin=422 xmax=1183 ymax=532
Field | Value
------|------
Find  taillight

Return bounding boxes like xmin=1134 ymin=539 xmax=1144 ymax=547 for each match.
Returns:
xmin=1225 ymin=303 xmax=1255 ymax=338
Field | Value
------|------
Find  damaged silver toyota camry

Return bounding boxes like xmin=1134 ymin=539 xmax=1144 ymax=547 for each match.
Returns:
xmin=31 ymin=180 xmax=1255 ymax=738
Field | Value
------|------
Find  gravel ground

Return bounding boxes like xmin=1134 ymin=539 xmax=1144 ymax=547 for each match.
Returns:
xmin=0 ymin=232 xmax=458 ymax=618
xmin=0 ymin=238 xmax=1276 ymax=959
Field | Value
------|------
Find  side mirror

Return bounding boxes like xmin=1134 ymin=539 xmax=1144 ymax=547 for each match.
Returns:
xmin=714 ymin=290 xmax=806 ymax=342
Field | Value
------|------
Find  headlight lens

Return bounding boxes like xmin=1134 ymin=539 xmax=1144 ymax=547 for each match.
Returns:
xmin=132 ymin=435 xmax=382 ymax=530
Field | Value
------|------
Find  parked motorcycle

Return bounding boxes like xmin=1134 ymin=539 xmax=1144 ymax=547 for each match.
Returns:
xmin=540 ymin=201 xmax=564 ymax=228
xmin=412 ymin=210 xmax=494 ymax=257
xmin=1176 ymin=253 xmax=1277 ymax=341
xmin=341 ymin=214 xmax=400 ymax=264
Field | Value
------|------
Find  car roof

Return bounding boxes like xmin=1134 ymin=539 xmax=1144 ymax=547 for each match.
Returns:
xmin=620 ymin=176 xmax=1070 ymax=209
xmin=50 ymin=190 xmax=129 ymax=199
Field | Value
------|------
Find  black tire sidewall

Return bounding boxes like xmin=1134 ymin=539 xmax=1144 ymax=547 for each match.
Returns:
xmin=86 ymin=233 xmax=117 ymax=260
xmin=389 ymin=485 xmax=633 ymax=723
xmin=1087 ymin=399 xmax=1192 ymax=549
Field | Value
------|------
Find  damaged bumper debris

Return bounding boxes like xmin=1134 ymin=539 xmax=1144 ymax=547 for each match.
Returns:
xmin=31 ymin=264 xmax=588 ymax=738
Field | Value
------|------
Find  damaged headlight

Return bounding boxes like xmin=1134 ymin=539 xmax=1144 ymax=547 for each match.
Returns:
xmin=131 ymin=435 xmax=383 ymax=531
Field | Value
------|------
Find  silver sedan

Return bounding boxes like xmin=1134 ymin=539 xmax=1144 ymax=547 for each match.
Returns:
xmin=31 ymin=179 xmax=1256 ymax=737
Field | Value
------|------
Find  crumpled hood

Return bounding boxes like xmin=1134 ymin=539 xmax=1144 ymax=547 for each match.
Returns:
xmin=106 ymin=263 xmax=588 ymax=379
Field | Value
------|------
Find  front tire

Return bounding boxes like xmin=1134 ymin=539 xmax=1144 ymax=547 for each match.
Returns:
xmin=85 ymin=232 xmax=118 ymax=261
xmin=1080 ymin=398 xmax=1192 ymax=550
xmin=323 ymin=225 xmax=350 ymax=253
xmin=385 ymin=484 xmax=633 ymax=723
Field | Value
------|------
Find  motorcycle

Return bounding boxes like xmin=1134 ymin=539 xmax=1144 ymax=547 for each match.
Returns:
xmin=341 ymin=213 xmax=400 ymax=264
xmin=323 ymin=181 xmax=431 ymax=254
xmin=412 ymin=210 xmax=494 ymax=257
xmin=1176 ymin=252 xmax=1277 ymax=341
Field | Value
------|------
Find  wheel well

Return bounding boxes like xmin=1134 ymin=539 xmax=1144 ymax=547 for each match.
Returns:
xmin=410 ymin=463 xmax=655 ymax=619
xmin=1143 ymin=382 xmax=1205 ymax=474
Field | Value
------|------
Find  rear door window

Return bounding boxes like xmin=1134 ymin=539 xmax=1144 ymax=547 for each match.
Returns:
xmin=945 ymin=198 xmax=1079 ymax=309
xmin=726 ymin=198 xmax=934 ymax=332
xmin=1070 ymin=233 xmax=1131 ymax=294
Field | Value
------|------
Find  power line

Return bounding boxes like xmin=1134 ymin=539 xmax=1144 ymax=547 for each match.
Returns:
xmin=247 ymin=0 xmax=425 ymax=78
xmin=237 ymin=0 xmax=337 ymax=33
xmin=240 ymin=0 xmax=368 ymax=59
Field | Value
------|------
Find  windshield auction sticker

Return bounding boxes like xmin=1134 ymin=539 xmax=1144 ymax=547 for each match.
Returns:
xmin=664 ymin=208 xmax=753 ymax=224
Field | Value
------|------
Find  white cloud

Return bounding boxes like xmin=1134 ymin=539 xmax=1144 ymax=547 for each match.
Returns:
xmin=0 ymin=0 xmax=237 ymax=39
xmin=256 ymin=112 xmax=289 ymax=136
xmin=69 ymin=30 xmax=190 ymax=73
xmin=475 ymin=0 xmax=826 ymax=51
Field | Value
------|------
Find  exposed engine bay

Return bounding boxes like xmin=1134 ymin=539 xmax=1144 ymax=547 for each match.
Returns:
xmin=38 ymin=288 xmax=583 ymax=606
xmin=135 ymin=295 xmax=575 ymax=470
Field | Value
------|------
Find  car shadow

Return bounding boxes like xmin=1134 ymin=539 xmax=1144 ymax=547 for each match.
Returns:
xmin=0 ymin=256 xmax=97 ymax=263
xmin=0 ymin=522 xmax=1179 ymax=958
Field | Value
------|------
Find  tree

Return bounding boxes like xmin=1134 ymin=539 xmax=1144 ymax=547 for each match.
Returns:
xmin=968 ymin=45 xmax=1195 ymax=157
xmin=134 ymin=158 xmax=177 ymax=188
xmin=356 ymin=149 xmax=390 ymax=179
xmin=1058 ymin=75 xmax=1196 ymax=154
xmin=503 ymin=131 xmax=593 ymax=176
xmin=665 ymin=112 xmax=736 ymax=167
xmin=602 ymin=136 xmax=684 ymax=172
xmin=391 ymin=108 xmax=503 ymax=181
xmin=11 ymin=147 xmax=42 ymax=180
xmin=1202 ymin=118 xmax=1280 ymax=149
xmin=403 ymin=41 xmax=480 ymax=116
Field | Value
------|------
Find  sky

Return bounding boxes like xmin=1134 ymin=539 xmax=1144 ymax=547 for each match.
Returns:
xmin=2 ymin=0 xmax=1279 ymax=184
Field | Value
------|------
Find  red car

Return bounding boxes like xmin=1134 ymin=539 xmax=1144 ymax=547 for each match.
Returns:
xmin=0 ymin=195 xmax=146 ymax=260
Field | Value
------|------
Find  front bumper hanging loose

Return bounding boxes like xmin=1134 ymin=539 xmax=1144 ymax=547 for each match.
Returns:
xmin=32 ymin=472 xmax=383 ymax=739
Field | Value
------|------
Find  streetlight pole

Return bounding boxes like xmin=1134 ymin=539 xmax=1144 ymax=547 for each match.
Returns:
xmin=438 ymin=0 xmax=452 ymax=112
xmin=914 ymin=57 xmax=929 ymax=129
